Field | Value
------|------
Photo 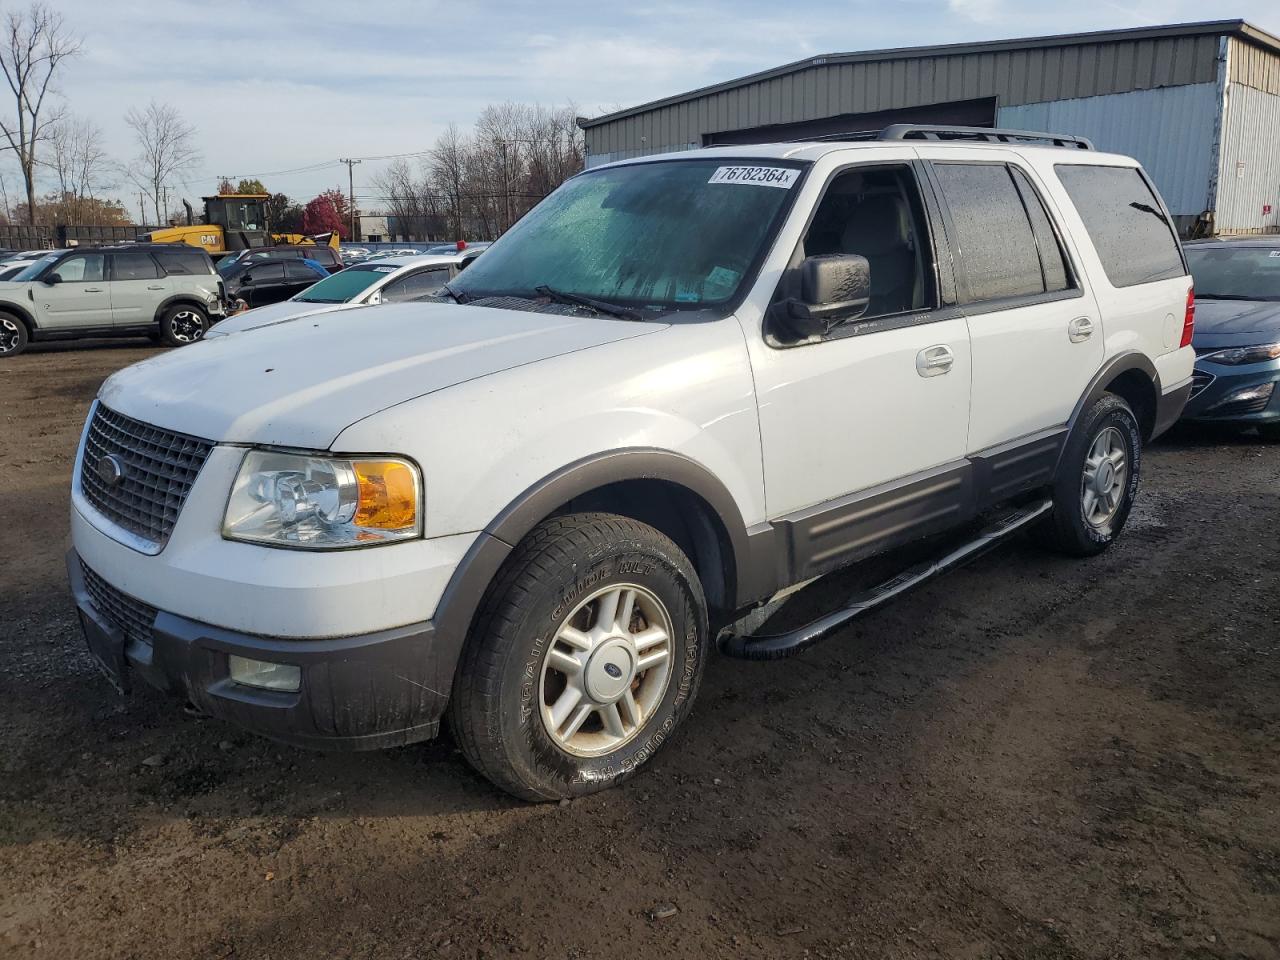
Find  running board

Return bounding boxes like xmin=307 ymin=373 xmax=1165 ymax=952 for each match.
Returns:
xmin=718 ymin=499 xmax=1053 ymax=661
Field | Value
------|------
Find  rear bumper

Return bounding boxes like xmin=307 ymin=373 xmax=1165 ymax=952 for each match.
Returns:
xmin=1153 ymin=378 xmax=1193 ymax=439
xmin=68 ymin=550 xmax=449 ymax=750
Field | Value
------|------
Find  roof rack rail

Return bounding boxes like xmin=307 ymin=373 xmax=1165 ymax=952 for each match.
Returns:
xmin=877 ymin=124 xmax=1095 ymax=150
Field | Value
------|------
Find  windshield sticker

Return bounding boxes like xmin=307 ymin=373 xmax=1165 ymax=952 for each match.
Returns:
xmin=1270 ymin=250 xmax=1280 ymax=257
xmin=708 ymin=166 xmax=799 ymax=189
xmin=373 ymin=266 xmax=397 ymax=272
xmin=705 ymin=265 xmax=740 ymax=297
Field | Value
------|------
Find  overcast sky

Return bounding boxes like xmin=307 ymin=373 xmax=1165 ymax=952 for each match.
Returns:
xmin=22 ymin=0 xmax=1280 ymax=217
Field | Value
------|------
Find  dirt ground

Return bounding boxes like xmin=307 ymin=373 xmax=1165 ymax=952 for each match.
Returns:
xmin=1 ymin=340 xmax=1277 ymax=960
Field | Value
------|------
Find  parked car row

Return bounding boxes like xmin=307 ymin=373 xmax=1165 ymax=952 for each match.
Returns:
xmin=0 ymin=239 xmax=490 ymax=356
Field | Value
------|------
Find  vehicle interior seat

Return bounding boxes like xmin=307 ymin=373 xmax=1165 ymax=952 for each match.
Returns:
xmin=838 ymin=193 xmax=917 ymax=316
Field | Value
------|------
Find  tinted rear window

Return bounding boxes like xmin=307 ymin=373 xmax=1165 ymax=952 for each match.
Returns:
xmin=154 ymin=248 xmax=211 ymax=275
xmin=1056 ymin=165 xmax=1184 ymax=288
xmin=933 ymin=162 xmax=1045 ymax=303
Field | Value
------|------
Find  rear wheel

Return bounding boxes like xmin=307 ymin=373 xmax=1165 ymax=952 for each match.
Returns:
xmin=1037 ymin=393 xmax=1142 ymax=556
xmin=159 ymin=304 xmax=208 ymax=347
xmin=448 ymin=513 xmax=708 ymax=801
xmin=0 ymin=313 xmax=28 ymax=358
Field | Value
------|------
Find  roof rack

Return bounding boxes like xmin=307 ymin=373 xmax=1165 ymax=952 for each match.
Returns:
xmin=799 ymin=124 xmax=1094 ymax=150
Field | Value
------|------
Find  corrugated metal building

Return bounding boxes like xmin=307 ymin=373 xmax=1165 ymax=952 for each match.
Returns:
xmin=579 ymin=20 xmax=1280 ymax=235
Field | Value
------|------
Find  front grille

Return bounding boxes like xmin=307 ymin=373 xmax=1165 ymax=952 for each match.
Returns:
xmin=1189 ymin=370 xmax=1215 ymax=400
xmin=79 ymin=405 xmax=213 ymax=549
xmin=80 ymin=560 xmax=158 ymax=649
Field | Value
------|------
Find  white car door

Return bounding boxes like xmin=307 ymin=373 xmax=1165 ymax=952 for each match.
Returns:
xmin=738 ymin=154 xmax=972 ymax=580
xmin=108 ymin=251 xmax=169 ymax=327
xmin=33 ymin=252 xmax=111 ymax=331
xmin=923 ymin=150 xmax=1103 ymax=454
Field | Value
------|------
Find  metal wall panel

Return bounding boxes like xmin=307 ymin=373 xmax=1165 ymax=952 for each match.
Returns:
xmin=1215 ymin=82 xmax=1280 ymax=232
xmin=1228 ymin=37 xmax=1280 ymax=94
xmin=584 ymin=33 xmax=1222 ymax=159
xmin=998 ymin=83 xmax=1220 ymax=217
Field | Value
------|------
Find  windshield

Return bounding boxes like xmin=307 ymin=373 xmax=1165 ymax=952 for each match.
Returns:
xmin=13 ymin=255 xmax=59 ymax=282
xmin=294 ymin=264 xmax=391 ymax=302
xmin=1187 ymin=246 xmax=1280 ymax=301
xmin=448 ymin=158 xmax=806 ymax=309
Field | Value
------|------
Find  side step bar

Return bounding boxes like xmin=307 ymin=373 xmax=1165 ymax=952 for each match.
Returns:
xmin=718 ymin=499 xmax=1053 ymax=661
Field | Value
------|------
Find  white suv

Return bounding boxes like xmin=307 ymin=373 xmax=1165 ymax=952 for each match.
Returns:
xmin=68 ymin=127 xmax=1194 ymax=800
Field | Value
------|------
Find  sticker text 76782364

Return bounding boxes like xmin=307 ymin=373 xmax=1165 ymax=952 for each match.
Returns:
xmin=708 ymin=166 xmax=799 ymax=189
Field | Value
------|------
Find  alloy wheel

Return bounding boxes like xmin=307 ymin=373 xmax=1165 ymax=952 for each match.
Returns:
xmin=169 ymin=310 xmax=205 ymax=343
xmin=1081 ymin=425 xmax=1127 ymax=528
xmin=0 ymin=317 xmax=20 ymax=354
xmin=539 ymin=582 xmax=674 ymax=758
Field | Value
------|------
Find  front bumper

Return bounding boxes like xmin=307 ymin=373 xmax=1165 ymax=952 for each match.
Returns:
xmin=68 ymin=550 xmax=450 ymax=750
xmin=1180 ymin=361 xmax=1280 ymax=424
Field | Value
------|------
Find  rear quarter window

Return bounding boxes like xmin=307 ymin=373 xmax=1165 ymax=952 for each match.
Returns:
xmin=1055 ymin=164 xmax=1185 ymax=288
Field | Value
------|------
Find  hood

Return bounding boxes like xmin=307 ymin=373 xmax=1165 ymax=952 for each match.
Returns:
xmin=207 ymin=299 xmax=350 ymax=337
xmin=101 ymin=301 xmax=664 ymax=448
xmin=1192 ymin=298 xmax=1280 ymax=343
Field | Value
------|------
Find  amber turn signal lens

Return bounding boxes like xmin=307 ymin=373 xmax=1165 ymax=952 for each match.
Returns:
xmin=353 ymin=460 xmax=418 ymax=530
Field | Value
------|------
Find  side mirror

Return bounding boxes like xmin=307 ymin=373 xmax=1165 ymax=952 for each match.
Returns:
xmin=785 ymin=254 xmax=871 ymax=337
xmin=240 ymin=273 xmax=253 ymax=285
xmin=43 ymin=273 xmax=62 ymax=285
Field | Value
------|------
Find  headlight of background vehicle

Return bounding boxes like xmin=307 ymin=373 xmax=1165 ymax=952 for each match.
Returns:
xmin=1201 ymin=343 xmax=1280 ymax=365
xmin=223 ymin=450 xmax=420 ymax=548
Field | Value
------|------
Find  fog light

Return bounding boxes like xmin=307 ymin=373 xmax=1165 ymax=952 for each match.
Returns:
xmin=228 ymin=655 xmax=301 ymax=692
xmin=1206 ymin=381 xmax=1275 ymax=412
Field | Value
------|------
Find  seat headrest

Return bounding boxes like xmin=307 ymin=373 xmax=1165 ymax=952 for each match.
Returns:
xmin=840 ymin=194 xmax=909 ymax=256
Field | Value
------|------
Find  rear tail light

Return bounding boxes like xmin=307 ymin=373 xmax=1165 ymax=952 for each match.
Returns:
xmin=1180 ymin=286 xmax=1195 ymax=348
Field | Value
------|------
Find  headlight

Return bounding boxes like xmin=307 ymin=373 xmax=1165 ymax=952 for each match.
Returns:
xmin=223 ymin=449 xmax=420 ymax=548
xmin=1201 ymin=343 xmax=1280 ymax=365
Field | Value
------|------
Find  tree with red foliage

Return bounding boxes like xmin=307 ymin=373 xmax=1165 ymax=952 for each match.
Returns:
xmin=301 ymin=188 xmax=349 ymax=239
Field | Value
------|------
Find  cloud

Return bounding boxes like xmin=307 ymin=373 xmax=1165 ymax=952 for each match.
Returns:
xmin=948 ymin=0 xmax=1004 ymax=22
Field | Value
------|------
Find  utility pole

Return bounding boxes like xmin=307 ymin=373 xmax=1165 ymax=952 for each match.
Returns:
xmin=339 ymin=158 xmax=361 ymax=241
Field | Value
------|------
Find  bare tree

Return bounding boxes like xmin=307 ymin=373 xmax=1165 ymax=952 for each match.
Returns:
xmin=45 ymin=115 xmax=110 ymax=224
xmin=429 ymin=123 xmax=470 ymax=240
xmin=0 ymin=3 xmax=81 ymax=223
xmin=123 ymin=100 xmax=201 ymax=225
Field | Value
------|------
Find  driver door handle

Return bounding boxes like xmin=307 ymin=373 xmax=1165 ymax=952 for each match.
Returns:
xmin=1068 ymin=316 xmax=1095 ymax=343
xmin=916 ymin=344 xmax=954 ymax=377
xmin=83 ymin=287 xmax=103 ymax=292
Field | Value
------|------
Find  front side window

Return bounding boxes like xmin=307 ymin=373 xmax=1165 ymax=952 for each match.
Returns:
xmin=448 ymin=158 xmax=806 ymax=311
xmin=112 ymin=252 xmax=161 ymax=281
xmin=1186 ymin=246 xmax=1280 ymax=301
xmin=382 ymin=268 xmax=449 ymax=302
xmin=799 ymin=164 xmax=936 ymax=319
xmin=933 ymin=162 xmax=1045 ymax=303
xmin=51 ymin=254 xmax=106 ymax=283
xmin=1056 ymin=164 xmax=1185 ymax=288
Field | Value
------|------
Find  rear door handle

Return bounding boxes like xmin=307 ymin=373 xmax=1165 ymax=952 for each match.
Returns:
xmin=1068 ymin=316 xmax=1095 ymax=343
xmin=146 ymin=285 xmax=166 ymax=290
xmin=83 ymin=287 xmax=103 ymax=292
xmin=916 ymin=344 xmax=954 ymax=377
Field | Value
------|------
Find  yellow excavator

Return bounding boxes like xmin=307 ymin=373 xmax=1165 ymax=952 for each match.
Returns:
xmin=142 ymin=194 xmax=339 ymax=257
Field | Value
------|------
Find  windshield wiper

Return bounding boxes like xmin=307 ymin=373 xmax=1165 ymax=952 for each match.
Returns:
xmin=439 ymin=281 xmax=467 ymax=304
xmin=1197 ymin=294 xmax=1262 ymax=301
xmin=534 ymin=284 xmax=644 ymax=322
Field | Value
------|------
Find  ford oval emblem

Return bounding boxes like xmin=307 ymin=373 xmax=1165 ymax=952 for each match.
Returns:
xmin=603 ymin=662 xmax=623 ymax=679
xmin=95 ymin=454 xmax=125 ymax=487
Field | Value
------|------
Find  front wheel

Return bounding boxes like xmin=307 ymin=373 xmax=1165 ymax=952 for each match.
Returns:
xmin=1037 ymin=393 xmax=1142 ymax=556
xmin=159 ymin=304 xmax=208 ymax=347
xmin=0 ymin=312 xmax=28 ymax=358
xmin=448 ymin=513 xmax=708 ymax=801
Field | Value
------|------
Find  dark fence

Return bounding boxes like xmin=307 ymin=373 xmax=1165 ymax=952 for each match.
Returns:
xmin=0 ymin=223 xmax=157 ymax=250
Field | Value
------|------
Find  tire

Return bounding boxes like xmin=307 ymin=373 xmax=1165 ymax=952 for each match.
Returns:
xmin=448 ymin=513 xmax=709 ymax=801
xmin=0 ymin=312 xmax=28 ymax=358
xmin=158 ymin=304 xmax=208 ymax=347
xmin=1036 ymin=393 xmax=1142 ymax=557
